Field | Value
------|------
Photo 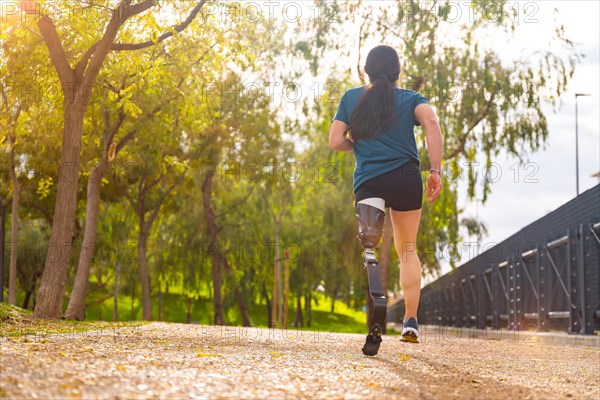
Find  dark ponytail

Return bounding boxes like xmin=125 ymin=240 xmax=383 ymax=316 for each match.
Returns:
xmin=346 ymin=45 xmax=401 ymax=141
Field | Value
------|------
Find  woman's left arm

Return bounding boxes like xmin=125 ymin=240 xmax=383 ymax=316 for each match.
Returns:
xmin=329 ymin=120 xmax=354 ymax=152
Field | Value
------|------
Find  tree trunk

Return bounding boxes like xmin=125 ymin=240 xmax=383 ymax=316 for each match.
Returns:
xmin=35 ymin=105 xmax=86 ymax=318
xmin=274 ymin=222 xmax=282 ymax=327
xmin=113 ymin=262 xmax=120 ymax=321
xmin=158 ymin=281 xmax=163 ymax=321
xmin=202 ymin=170 xmax=250 ymax=326
xmin=32 ymin=285 xmax=37 ymax=310
xmin=272 ymin=254 xmax=278 ymax=328
xmin=330 ymin=288 xmax=337 ymax=314
xmin=294 ymin=291 xmax=303 ymax=328
xmin=8 ymin=142 xmax=20 ymax=305
xmin=138 ymin=227 xmax=152 ymax=321
xmin=305 ymin=289 xmax=312 ymax=327
xmin=8 ymin=165 xmax=19 ymax=306
xmin=233 ymin=283 xmax=250 ymax=326
xmin=0 ymin=197 xmax=6 ymax=303
xmin=283 ymin=253 xmax=289 ymax=328
xmin=262 ymin=281 xmax=272 ymax=328
xmin=64 ymin=160 xmax=108 ymax=320
xmin=130 ymin=282 xmax=135 ymax=320
xmin=123 ymin=177 xmax=173 ymax=323
xmin=220 ymin=253 xmax=250 ymax=327
xmin=201 ymin=170 xmax=223 ymax=325
xmin=22 ymin=289 xmax=32 ymax=310
xmin=22 ymin=272 xmax=41 ymax=310
xmin=186 ymin=296 xmax=192 ymax=323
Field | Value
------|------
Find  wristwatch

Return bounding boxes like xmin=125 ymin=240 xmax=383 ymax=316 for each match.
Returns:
xmin=430 ymin=168 xmax=441 ymax=174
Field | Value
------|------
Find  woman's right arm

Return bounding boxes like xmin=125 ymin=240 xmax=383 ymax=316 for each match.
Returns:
xmin=415 ymin=103 xmax=443 ymax=204
xmin=329 ymin=120 xmax=354 ymax=152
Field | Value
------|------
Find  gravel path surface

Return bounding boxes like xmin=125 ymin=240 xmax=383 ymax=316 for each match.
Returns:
xmin=1 ymin=322 xmax=598 ymax=399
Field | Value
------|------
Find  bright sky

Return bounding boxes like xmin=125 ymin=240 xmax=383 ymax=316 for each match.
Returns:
xmin=290 ymin=0 xmax=600 ymax=279
xmin=445 ymin=0 xmax=600 ymax=277
xmin=276 ymin=0 xmax=598 ymax=282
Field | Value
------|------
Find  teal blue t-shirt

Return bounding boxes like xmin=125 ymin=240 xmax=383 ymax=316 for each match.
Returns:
xmin=332 ymin=86 xmax=429 ymax=192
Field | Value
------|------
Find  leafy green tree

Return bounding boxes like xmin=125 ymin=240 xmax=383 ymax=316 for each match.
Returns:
xmin=114 ymin=109 xmax=188 ymax=320
xmin=290 ymin=0 xmax=579 ymax=275
xmin=64 ymin=37 xmax=193 ymax=320
xmin=0 ymin=18 xmax=64 ymax=305
xmin=19 ymin=0 xmax=206 ymax=319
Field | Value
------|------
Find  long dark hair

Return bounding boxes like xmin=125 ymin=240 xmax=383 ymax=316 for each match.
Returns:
xmin=346 ymin=45 xmax=400 ymax=141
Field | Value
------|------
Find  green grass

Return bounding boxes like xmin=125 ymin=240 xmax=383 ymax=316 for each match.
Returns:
xmin=81 ymin=290 xmax=371 ymax=333
xmin=0 ymin=303 xmax=32 ymax=318
xmin=5 ymin=283 xmax=382 ymax=335
xmin=1 ymin=291 xmax=399 ymax=337
xmin=0 ymin=303 xmax=146 ymax=338
xmin=74 ymin=270 xmax=372 ymax=333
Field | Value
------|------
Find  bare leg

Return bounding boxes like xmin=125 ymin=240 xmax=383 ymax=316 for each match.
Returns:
xmin=390 ymin=208 xmax=422 ymax=321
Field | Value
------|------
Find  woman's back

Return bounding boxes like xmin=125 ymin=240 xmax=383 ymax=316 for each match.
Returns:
xmin=333 ymin=85 xmax=429 ymax=191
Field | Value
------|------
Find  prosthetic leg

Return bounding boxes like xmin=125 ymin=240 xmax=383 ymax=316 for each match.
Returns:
xmin=356 ymin=198 xmax=388 ymax=356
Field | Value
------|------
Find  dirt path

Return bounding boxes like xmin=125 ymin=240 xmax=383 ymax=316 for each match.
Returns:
xmin=1 ymin=322 xmax=598 ymax=399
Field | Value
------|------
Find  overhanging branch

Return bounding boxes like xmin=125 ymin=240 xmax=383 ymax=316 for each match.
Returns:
xmin=111 ymin=0 xmax=206 ymax=51
xmin=35 ymin=9 xmax=75 ymax=85
xmin=445 ymin=95 xmax=496 ymax=159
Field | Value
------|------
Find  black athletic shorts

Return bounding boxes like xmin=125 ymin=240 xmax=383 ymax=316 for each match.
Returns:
xmin=354 ymin=159 xmax=423 ymax=211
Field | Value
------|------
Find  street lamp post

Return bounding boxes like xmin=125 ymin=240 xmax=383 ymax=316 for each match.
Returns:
xmin=575 ymin=93 xmax=591 ymax=196
xmin=0 ymin=196 xmax=6 ymax=303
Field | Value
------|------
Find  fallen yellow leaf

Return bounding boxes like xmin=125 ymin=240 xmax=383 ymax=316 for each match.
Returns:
xmin=197 ymin=348 xmax=221 ymax=357
xmin=398 ymin=354 xmax=411 ymax=362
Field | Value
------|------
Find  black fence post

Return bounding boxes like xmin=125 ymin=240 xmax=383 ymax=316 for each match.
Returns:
xmin=566 ymin=229 xmax=574 ymax=334
xmin=477 ymin=272 xmax=485 ymax=329
xmin=535 ymin=245 xmax=542 ymax=332
xmin=492 ymin=265 xmax=499 ymax=330
xmin=577 ymin=223 xmax=586 ymax=334
xmin=540 ymin=246 xmax=548 ymax=331
xmin=583 ymin=221 xmax=600 ymax=335
xmin=513 ymin=255 xmax=524 ymax=331
xmin=509 ymin=257 xmax=515 ymax=331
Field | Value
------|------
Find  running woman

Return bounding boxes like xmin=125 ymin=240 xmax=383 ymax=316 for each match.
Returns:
xmin=329 ymin=44 xmax=443 ymax=348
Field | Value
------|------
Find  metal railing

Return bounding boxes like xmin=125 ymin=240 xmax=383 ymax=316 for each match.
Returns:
xmin=389 ymin=184 xmax=600 ymax=335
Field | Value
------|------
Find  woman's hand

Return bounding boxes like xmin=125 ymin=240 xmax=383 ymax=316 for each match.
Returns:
xmin=426 ymin=171 xmax=442 ymax=204
xmin=345 ymin=130 xmax=354 ymax=143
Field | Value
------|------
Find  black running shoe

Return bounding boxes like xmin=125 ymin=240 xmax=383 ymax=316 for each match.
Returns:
xmin=362 ymin=325 xmax=383 ymax=356
xmin=400 ymin=317 xmax=419 ymax=343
